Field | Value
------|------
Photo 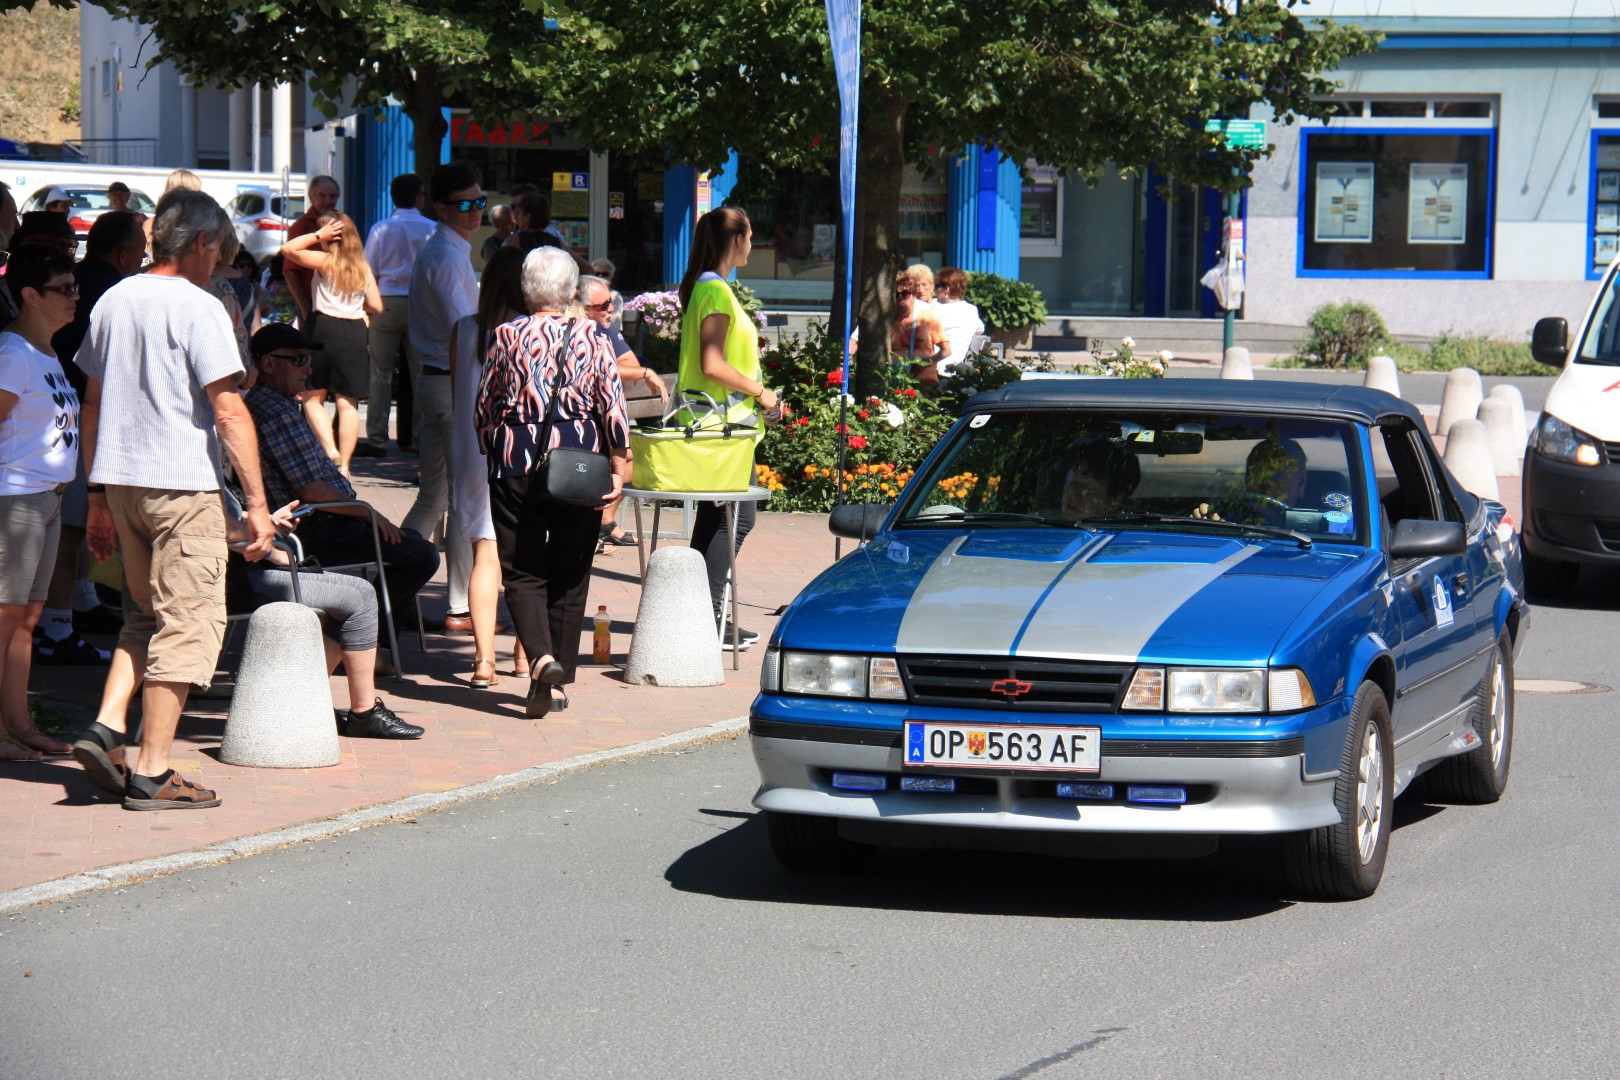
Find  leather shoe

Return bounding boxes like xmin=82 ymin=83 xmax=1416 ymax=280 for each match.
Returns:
xmin=340 ymin=699 xmax=424 ymax=739
xmin=442 ymin=612 xmax=474 ymax=633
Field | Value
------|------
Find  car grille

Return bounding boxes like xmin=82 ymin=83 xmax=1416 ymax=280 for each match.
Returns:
xmin=1604 ymin=440 xmax=1620 ymax=466
xmin=899 ymin=656 xmax=1134 ymax=713
xmin=1594 ymin=520 xmax=1620 ymax=553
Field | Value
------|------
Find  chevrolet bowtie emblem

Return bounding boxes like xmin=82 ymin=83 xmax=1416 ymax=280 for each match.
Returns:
xmin=989 ymin=678 xmax=1034 ymax=698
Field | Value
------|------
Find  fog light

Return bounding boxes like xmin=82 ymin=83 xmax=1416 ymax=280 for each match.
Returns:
xmin=831 ymin=772 xmax=887 ymax=792
xmin=1056 ymin=782 xmax=1115 ymax=800
xmin=899 ymin=776 xmax=955 ymax=793
xmin=1126 ymin=785 xmax=1187 ymax=804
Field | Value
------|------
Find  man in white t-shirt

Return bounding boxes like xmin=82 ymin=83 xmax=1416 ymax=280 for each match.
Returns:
xmin=70 ymin=189 xmax=275 ymax=812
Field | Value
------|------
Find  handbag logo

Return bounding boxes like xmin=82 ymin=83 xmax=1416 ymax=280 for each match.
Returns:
xmin=574 ymin=462 xmax=588 ymax=473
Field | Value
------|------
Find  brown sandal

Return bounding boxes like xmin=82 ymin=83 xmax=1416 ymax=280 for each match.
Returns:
xmin=470 ymin=657 xmax=500 ymax=690
xmin=9 ymin=725 xmax=72 ymax=755
xmin=123 ymin=771 xmax=221 ymax=811
xmin=72 ymin=738 xmax=129 ymax=795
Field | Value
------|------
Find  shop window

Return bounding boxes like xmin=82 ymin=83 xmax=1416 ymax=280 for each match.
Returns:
xmin=1298 ymin=129 xmax=1494 ymax=278
xmin=1369 ymin=101 xmax=1426 ymax=119
xmin=1020 ymin=161 xmax=1062 ymax=257
xmin=1587 ymin=133 xmax=1620 ymax=278
xmin=1598 ymin=101 xmax=1620 ymax=120
xmin=732 ymin=162 xmax=837 ymax=298
xmin=1434 ymin=101 xmax=1491 ymax=119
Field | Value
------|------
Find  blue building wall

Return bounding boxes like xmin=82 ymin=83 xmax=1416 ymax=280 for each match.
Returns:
xmin=946 ymin=145 xmax=1021 ymax=278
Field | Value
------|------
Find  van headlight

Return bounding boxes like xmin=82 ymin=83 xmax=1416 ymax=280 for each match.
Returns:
xmin=1531 ymin=413 xmax=1603 ymax=467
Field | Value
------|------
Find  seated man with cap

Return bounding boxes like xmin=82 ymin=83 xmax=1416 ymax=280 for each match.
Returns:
xmin=243 ymin=324 xmax=440 ymax=641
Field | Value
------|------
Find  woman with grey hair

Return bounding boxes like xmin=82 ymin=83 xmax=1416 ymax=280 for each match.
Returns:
xmin=474 ymin=247 xmax=630 ymax=717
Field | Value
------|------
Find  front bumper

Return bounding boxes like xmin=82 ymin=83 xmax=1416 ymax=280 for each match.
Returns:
xmin=1521 ymin=449 xmax=1620 ymax=564
xmin=750 ymin=719 xmax=1342 ymax=836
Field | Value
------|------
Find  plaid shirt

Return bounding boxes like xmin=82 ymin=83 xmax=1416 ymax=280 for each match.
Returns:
xmin=244 ymin=384 xmax=355 ymax=510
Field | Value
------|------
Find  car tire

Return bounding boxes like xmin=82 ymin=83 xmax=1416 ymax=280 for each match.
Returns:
xmin=1283 ymin=681 xmax=1394 ymax=901
xmin=1423 ymin=632 xmax=1514 ymax=804
xmin=1522 ymin=549 xmax=1579 ymax=598
xmin=765 ymin=811 xmax=872 ymax=873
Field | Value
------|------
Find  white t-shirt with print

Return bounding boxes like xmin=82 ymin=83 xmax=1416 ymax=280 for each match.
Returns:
xmin=0 ymin=331 xmax=80 ymax=496
xmin=73 ymin=273 xmax=244 ymax=491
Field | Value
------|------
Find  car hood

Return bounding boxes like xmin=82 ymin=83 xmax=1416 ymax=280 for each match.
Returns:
xmin=1544 ymin=361 xmax=1620 ymax=440
xmin=780 ymin=527 xmax=1362 ymax=666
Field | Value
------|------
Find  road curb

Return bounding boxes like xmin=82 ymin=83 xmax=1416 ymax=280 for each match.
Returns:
xmin=0 ymin=716 xmax=748 ymax=916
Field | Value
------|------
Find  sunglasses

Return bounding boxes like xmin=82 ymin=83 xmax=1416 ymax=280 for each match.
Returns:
xmin=39 ymin=282 xmax=80 ymax=298
xmin=447 ymin=196 xmax=489 ymax=213
xmin=265 ymin=351 xmax=313 ymax=367
xmin=585 ymin=300 xmax=615 ymax=312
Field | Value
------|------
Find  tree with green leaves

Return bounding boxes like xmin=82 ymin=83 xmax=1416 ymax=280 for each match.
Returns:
xmin=548 ymin=0 xmax=1375 ymax=393
xmin=96 ymin=0 xmax=553 ymax=173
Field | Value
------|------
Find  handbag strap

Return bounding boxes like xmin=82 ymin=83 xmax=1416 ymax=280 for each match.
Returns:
xmin=538 ymin=318 xmax=612 ymax=457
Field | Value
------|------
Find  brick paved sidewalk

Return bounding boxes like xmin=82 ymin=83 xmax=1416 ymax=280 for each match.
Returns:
xmin=1 ymin=457 xmax=839 ymax=895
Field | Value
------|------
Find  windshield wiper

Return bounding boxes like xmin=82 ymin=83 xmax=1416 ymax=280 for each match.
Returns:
xmin=899 ymin=510 xmax=1065 ymax=527
xmin=1073 ymin=513 xmax=1312 ymax=549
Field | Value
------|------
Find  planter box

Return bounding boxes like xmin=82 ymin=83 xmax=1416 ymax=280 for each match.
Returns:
xmin=988 ymin=325 xmax=1035 ymax=352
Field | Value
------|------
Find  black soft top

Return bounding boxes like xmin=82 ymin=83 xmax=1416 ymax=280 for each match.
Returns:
xmin=964 ymin=378 xmax=1426 ymax=428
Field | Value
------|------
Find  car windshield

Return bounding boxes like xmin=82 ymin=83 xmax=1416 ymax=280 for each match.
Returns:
xmin=65 ymin=189 xmax=155 ymax=212
xmin=895 ymin=408 xmax=1369 ymax=545
xmin=1576 ymin=266 xmax=1620 ymax=365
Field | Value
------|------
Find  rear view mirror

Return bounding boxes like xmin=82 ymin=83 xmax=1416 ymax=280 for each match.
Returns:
xmin=829 ymin=503 xmax=890 ymax=541
xmin=1530 ymin=317 xmax=1568 ymax=368
xmin=1388 ymin=519 xmax=1466 ymax=560
xmin=1126 ymin=430 xmax=1204 ymax=456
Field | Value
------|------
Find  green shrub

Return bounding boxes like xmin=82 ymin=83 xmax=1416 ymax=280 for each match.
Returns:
xmin=1296 ymin=301 xmax=1391 ymax=369
xmin=964 ymin=272 xmax=1048 ymax=333
xmin=1421 ymin=334 xmax=1544 ymax=376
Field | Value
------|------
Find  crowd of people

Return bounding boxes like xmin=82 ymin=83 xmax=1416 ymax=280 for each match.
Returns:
xmin=0 ymin=162 xmax=786 ymax=808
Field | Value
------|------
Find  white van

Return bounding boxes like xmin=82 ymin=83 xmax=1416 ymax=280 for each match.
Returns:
xmin=1523 ymin=276 xmax=1620 ymax=594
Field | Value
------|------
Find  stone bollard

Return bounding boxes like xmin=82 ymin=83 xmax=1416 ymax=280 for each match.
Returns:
xmin=1364 ymin=354 xmax=1401 ymax=398
xmin=1487 ymin=383 xmax=1530 ymax=447
xmin=1476 ymin=397 xmax=1524 ymax=477
xmin=220 ymin=602 xmax=340 ymax=768
xmin=1435 ymin=367 xmax=1484 ymax=437
xmin=1442 ymin=418 xmax=1501 ymax=500
xmin=1220 ymin=346 xmax=1253 ymax=380
xmin=624 ymin=547 xmax=724 ymax=688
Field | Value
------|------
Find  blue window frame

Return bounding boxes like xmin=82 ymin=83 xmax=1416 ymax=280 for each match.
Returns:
xmin=1586 ymin=130 xmax=1620 ymax=281
xmin=1296 ymin=126 xmax=1497 ymax=280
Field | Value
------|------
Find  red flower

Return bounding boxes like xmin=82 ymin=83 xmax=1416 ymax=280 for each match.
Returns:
xmin=795 ymin=417 xmax=811 ymax=426
xmin=825 ymin=369 xmax=844 ymax=387
xmin=835 ymin=423 xmax=848 ymax=434
xmin=858 ymin=409 xmax=870 ymax=420
xmin=767 ymin=360 xmax=782 ymax=370
xmin=896 ymin=388 xmax=917 ymax=399
xmin=848 ymin=435 xmax=869 ymax=449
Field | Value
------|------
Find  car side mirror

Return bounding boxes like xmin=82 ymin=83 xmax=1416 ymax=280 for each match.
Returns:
xmin=1530 ymin=316 xmax=1568 ymax=368
xmin=829 ymin=503 xmax=889 ymax=541
xmin=1387 ymin=519 xmax=1466 ymax=560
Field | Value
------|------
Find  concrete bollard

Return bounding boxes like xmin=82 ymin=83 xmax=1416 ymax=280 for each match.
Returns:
xmin=1435 ymin=367 xmax=1484 ymax=437
xmin=220 ymin=602 xmax=340 ymax=768
xmin=1487 ymin=383 xmax=1530 ymax=447
xmin=624 ymin=547 xmax=724 ymax=688
xmin=1364 ymin=354 xmax=1401 ymax=398
xmin=1442 ymin=418 xmax=1501 ymax=500
xmin=1476 ymin=397 xmax=1524 ymax=477
xmin=1220 ymin=346 xmax=1253 ymax=380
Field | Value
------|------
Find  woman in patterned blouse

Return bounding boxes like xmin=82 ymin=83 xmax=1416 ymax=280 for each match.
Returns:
xmin=474 ymin=247 xmax=630 ymax=717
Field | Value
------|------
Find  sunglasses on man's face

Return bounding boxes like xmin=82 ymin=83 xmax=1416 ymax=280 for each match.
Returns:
xmin=585 ymin=300 xmax=614 ymax=312
xmin=39 ymin=282 xmax=80 ymax=298
xmin=265 ymin=351 xmax=313 ymax=367
xmin=447 ymin=196 xmax=488 ymax=213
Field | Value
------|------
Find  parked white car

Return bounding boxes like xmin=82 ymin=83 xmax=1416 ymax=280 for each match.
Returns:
xmin=228 ymin=187 xmax=306 ymax=262
xmin=18 ymin=184 xmax=156 ymax=246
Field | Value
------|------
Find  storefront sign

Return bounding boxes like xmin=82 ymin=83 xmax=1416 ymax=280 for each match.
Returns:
xmin=450 ymin=118 xmax=551 ymax=146
xmin=609 ymin=192 xmax=625 ymax=220
xmin=1408 ymin=163 xmax=1467 ymax=244
xmin=696 ymin=173 xmax=712 ymax=216
xmin=1314 ymin=162 xmax=1374 ymax=243
xmin=1207 ymin=119 xmax=1267 ymax=150
xmin=553 ymin=171 xmax=589 ymax=192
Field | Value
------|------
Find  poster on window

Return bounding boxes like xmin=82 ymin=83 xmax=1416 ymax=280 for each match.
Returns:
xmin=1596 ymin=233 xmax=1619 ymax=269
xmin=1598 ymin=203 xmax=1620 ymax=233
xmin=1408 ymin=163 xmax=1469 ymax=244
xmin=1600 ymin=171 xmax=1620 ymax=202
xmin=1314 ymin=162 xmax=1374 ymax=242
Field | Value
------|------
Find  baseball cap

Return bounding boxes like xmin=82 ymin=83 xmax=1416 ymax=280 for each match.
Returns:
xmin=12 ymin=211 xmax=78 ymax=246
xmin=107 ymin=181 xmax=130 ymax=194
xmin=250 ymin=323 xmax=324 ymax=358
xmin=43 ymin=187 xmax=72 ymax=206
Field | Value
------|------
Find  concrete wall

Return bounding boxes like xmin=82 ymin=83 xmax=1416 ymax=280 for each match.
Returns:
xmin=1244 ymin=46 xmax=1620 ymax=337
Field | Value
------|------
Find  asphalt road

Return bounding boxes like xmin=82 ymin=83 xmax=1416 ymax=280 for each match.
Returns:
xmin=2 ymin=575 xmax=1615 ymax=1079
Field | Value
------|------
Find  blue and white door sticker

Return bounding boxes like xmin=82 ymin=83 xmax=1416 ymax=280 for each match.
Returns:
xmin=1432 ymin=575 xmax=1454 ymax=628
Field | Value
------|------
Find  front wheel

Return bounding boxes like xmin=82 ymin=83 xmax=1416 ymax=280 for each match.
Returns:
xmin=765 ymin=811 xmax=872 ymax=873
xmin=1284 ymin=681 xmax=1394 ymax=901
xmin=1424 ymin=632 xmax=1514 ymax=804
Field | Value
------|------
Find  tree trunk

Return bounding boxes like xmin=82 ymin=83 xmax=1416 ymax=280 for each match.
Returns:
xmin=400 ymin=65 xmax=446 ymax=180
xmin=853 ymin=90 xmax=907 ymax=400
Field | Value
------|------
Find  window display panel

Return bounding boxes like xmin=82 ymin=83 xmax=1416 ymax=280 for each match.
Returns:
xmin=1021 ymin=163 xmax=1061 ymax=244
xmin=898 ymin=163 xmax=948 ymax=266
xmin=732 ymin=162 xmax=838 ymax=293
xmin=1590 ymin=135 xmax=1620 ymax=276
xmin=1300 ymin=131 xmax=1493 ymax=275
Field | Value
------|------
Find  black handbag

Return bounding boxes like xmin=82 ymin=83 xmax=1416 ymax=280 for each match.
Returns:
xmin=536 ymin=320 xmax=615 ymax=507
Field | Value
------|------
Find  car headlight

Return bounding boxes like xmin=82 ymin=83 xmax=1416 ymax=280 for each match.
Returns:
xmin=771 ymin=652 xmax=907 ymax=700
xmin=1122 ymin=666 xmax=1315 ymax=713
xmin=1531 ymin=412 xmax=1602 ymax=467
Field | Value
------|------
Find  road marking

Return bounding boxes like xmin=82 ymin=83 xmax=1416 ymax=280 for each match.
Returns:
xmin=1515 ymin=679 xmax=1611 ymax=695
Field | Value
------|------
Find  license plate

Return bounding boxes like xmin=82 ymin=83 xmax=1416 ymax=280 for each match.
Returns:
xmin=902 ymin=720 xmax=1101 ymax=773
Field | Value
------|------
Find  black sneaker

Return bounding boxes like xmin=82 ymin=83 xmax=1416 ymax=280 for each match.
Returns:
xmin=719 ymin=624 xmax=760 ymax=651
xmin=352 ymin=441 xmax=387 ymax=458
xmin=340 ymin=699 xmax=424 ymax=739
xmin=35 ymin=633 xmax=111 ymax=665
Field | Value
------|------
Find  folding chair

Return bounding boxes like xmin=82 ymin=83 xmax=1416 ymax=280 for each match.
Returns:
xmin=305 ymin=501 xmax=407 ymax=680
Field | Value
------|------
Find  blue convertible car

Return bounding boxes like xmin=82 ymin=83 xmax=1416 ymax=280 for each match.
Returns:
xmin=750 ymin=380 xmax=1529 ymax=899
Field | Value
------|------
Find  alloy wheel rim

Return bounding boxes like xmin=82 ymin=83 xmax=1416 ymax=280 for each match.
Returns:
xmin=1488 ymin=653 xmax=1507 ymax=771
xmin=1356 ymin=721 xmax=1384 ymax=864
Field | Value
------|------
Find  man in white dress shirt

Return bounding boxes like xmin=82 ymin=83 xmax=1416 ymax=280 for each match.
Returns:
xmin=361 ymin=173 xmax=436 ymax=455
xmin=403 ymin=162 xmax=482 ymax=628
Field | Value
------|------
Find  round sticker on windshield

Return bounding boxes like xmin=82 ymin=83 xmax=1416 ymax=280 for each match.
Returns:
xmin=1323 ymin=510 xmax=1353 ymax=534
xmin=1322 ymin=491 xmax=1352 ymax=510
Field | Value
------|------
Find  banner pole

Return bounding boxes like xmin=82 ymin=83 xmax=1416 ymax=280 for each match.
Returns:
xmin=826 ymin=0 xmax=861 ymax=557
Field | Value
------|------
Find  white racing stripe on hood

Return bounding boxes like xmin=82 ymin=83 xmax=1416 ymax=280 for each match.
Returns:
xmin=896 ymin=534 xmax=1258 ymax=661
xmin=1014 ymin=545 xmax=1258 ymax=661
